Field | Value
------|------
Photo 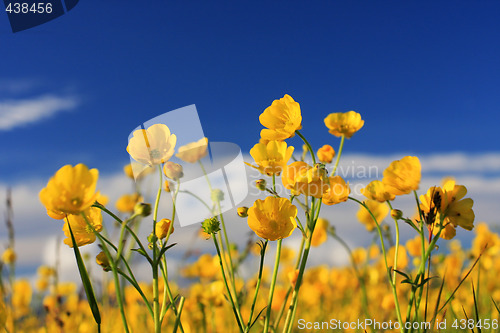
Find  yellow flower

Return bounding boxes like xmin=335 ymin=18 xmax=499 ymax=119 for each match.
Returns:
xmin=163 ymin=162 xmax=184 ymax=181
xmin=356 ymin=200 xmax=389 ymax=231
xmin=237 ymin=207 xmax=249 ymax=218
xmin=96 ymin=193 xmax=109 ymax=206
xmin=259 ymin=94 xmax=302 ymax=141
xmin=115 ymin=193 xmax=143 ymax=213
xmin=127 ymin=123 xmax=177 ymax=166
xmin=96 ymin=252 xmax=111 ymax=271
xmin=247 ymin=196 xmax=297 ymax=241
xmin=282 ymin=162 xmax=329 ymax=198
xmin=311 ymin=218 xmax=329 ymax=247
xmin=176 ymin=137 xmax=208 ymax=163
xmin=322 ymin=176 xmax=350 ymax=205
xmin=248 ymin=140 xmax=294 ymax=176
xmin=39 ymin=164 xmax=100 ymax=215
xmin=316 ymin=145 xmax=335 ymax=163
xmin=36 ymin=278 xmax=49 ymax=291
xmin=62 ymin=207 xmax=103 ymax=247
xmin=1 ymin=248 xmax=16 ymax=264
xmin=155 ymin=218 xmax=174 ymax=239
xmin=361 ymin=180 xmax=395 ymax=202
xmin=387 ymin=246 xmax=408 ymax=270
xmin=37 ymin=266 xmax=55 ymax=278
xmin=12 ymin=279 xmax=32 ymax=318
xmin=324 ymin=111 xmax=364 ymax=138
xmin=382 ymin=156 xmax=421 ymax=196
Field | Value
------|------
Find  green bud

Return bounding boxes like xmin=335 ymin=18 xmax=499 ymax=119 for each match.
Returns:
xmin=202 ymin=217 xmax=221 ymax=235
xmin=391 ymin=209 xmax=403 ymax=220
xmin=211 ymin=189 xmax=224 ymax=203
xmin=134 ymin=202 xmax=152 ymax=217
xmin=255 ymin=179 xmax=267 ymax=191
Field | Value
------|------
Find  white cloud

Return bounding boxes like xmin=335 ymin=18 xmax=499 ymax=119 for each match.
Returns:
xmin=0 ymin=94 xmax=78 ymax=130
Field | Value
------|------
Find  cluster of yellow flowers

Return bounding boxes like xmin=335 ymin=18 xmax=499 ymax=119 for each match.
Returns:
xmin=1 ymin=93 xmax=489 ymax=333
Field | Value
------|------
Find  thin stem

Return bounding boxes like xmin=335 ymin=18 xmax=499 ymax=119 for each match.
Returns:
xmin=387 ymin=201 xmax=400 ymax=285
xmin=152 ymin=165 xmax=163 ymax=333
xmin=263 ymin=239 xmax=282 ymax=333
xmin=246 ymin=240 xmax=268 ymax=331
xmin=332 ymin=135 xmax=345 ymax=176
xmin=295 ymin=130 xmax=316 ymax=164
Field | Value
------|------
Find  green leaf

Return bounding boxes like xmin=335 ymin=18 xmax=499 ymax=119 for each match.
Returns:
xmin=67 ymin=220 xmax=101 ymax=326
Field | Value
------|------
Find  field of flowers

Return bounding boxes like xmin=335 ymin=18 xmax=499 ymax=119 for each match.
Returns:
xmin=1 ymin=94 xmax=499 ymax=332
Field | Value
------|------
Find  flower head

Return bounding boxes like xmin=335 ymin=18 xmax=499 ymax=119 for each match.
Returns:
xmin=2 ymin=248 xmax=16 ymax=264
xmin=324 ymin=111 xmax=364 ymax=138
xmin=248 ymin=140 xmax=294 ymax=176
xmin=361 ymin=180 xmax=395 ymax=202
xmin=155 ymin=218 xmax=174 ymax=239
xmin=127 ymin=123 xmax=177 ymax=166
xmin=356 ymin=200 xmax=389 ymax=231
xmin=62 ymin=207 xmax=103 ymax=248
xmin=259 ymin=94 xmax=302 ymax=141
xmin=163 ymin=162 xmax=184 ymax=181
xmin=115 ymin=193 xmax=143 ymax=213
xmin=176 ymin=137 xmax=208 ymax=163
xmin=39 ymin=164 xmax=99 ymax=215
xmin=322 ymin=176 xmax=350 ymax=205
xmin=247 ymin=197 xmax=297 ymax=241
xmin=382 ymin=156 xmax=421 ymax=196
xmin=311 ymin=218 xmax=329 ymax=247
xmin=317 ymin=145 xmax=335 ymax=163
xmin=282 ymin=162 xmax=329 ymax=198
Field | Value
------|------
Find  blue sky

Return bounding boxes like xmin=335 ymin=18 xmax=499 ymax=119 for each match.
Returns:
xmin=1 ymin=1 xmax=500 ymax=279
xmin=1 ymin=1 xmax=500 ymax=182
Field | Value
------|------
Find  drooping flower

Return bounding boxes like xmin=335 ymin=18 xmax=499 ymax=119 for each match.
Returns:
xmin=62 ymin=207 xmax=103 ymax=248
xmin=324 ymin=111 xmax=364 ymax=138
xmin=282 ymin=162 xmax=329 ymax=198
xmin=382 ymin=156 xmax=421 ymax=196
xmin=176 ymin=137 xmax=209 ymax=163
xmin=317 ymin=145 xmax=335 ymax=164
xmin=311 ymin=218 xmax=329 ymax=247
xmin=356 ymin=200 xmax=389 ymax=231
xmin=39 ymin=164 xmax=100 ymax=215
xmin=127 ymin=123 xmax=177 ymax=166
xmin=361 ymin=180 xmax=395 ymax=202
xmin=247 ymin=140 xmax=294 ymax=176
xmin=259 ymin=94 xmax=302 ymax=141
xmin=247 ymin=196 xmax=297 ymax=241
xmin=322 ymin=176 xmax=350 ymax=205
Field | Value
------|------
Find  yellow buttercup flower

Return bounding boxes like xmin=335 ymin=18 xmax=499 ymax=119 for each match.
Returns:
xmin=356 ymin=200 xmax=389 ymax=231
xmin=322 ymin=176 xmax=350 ymax=205
xmin=127 ymin=123 xmax=177 ymax=166
xmin=115 ymin=193 xmax=143 ymax=213
xmin=12 ymin=279 xmax=32 ymax=318
xmin=176 ymin=137 xmax=208 ymax=163
xmin=382 ymin=156 xmax=421 ymax=196
xmin=1 ymin=248 xmax=16 ymax=264
xmin=316 ymin=145 xmax=335 ymax=163
xmin=361 ymin=180 xmax=395 ymax=202
xmin=282 ymin=162 xmax=329 ymax=198
xmin=163 ymin=161 xmax=184 ymax=181
xmin=155 ymin=218 xmax=174 ymax=239
xmin=311 ymin=218 xmax=329 ymax=247
xmin=324 ymin=111 xmax=364 ymax=138
xmin=259 ymin=94 xmax=302 ymax=141
xmin=247 ymin=196 xmax=297 ymax=241
xmin=39 ymin=164 xmax=100 ymax=215
xmin=248 ymin=140 xmax=294 ymax=176
xmin=62 ymin=207 xmax=103 ymax=248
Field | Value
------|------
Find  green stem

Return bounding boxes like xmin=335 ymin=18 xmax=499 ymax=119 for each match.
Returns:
xmin=295 ymin=130 xmax=316 ymax=164
xmin=246 ymin=240 xmax=268 ymax=331
xmin=387 ymin=201 xmax=400 ymax=286
xmin=263 ymin=239 xmax=282 ymax=333
xmin=152 ymin=165 xmax=163 ymax=333
xmin=332 ymin=135 xmax=345 ymax=176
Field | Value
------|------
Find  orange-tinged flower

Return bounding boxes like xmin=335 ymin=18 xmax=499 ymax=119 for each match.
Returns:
xmin=127 ymin=123 xmax=177 ymax=166
xmin=259 ymin=94 xmax=302 ymax=141
xmin=311 ymin=218 xmax=329 ymax=247
xmin=115 ymin=193 xmax=143 ymax=213
xmin=62 ymin=207 xmax=103 ymax=248
xmin=176 ymin=137 xmax=208 ymax=163
xmin=361 ymin=180 xmax=395 ymax=202
xmin=356 ymin=200 xmax=389 ymax=231
xmin=39 ymin=164 xmax=99 ymax=215
xmin=282 ymin=162 xmax=329 ymax=198
xmin=322 ymin=176 xmax=350 ymax=205
xmin=247 ymin=197 xmax=297 ymax=241
xmin=317 ymin=145 xmax=335 ymax=163
xmin=248 ymin=140 xmax=294 ymax=176
xmin=324 ymin=111 xmax=364 ymax=138
xmin=382 ymin=156 xmax=421 ymax=196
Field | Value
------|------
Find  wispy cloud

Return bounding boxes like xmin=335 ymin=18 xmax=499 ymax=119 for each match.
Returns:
xmin=0 ymin=94 xmax=79 ymax=130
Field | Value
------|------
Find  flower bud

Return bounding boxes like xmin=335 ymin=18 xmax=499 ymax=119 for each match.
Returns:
xmin=391 ymin=209 xmax=403 ymax=220
xmin=202 ymin=217 xmax=221 ymax=235
xmin=237 ymin=207 xmax=249 ymax=218
xmin=211 ymin=189 xmax=224 ymax=203
xmin=163 ymin=162 xmax=184 ymax=181
xmin=134 ymin=202 xmax=152 ymax=217
xmin=2 ymin=248 xmax=16 ymax=264
xmin=255 ymin=179 xmax=267 ymax=191
xmin=155 ymin=219 xmax=174 ymax=239
xmin=96 ymin=252 xmax=111 ymax=272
